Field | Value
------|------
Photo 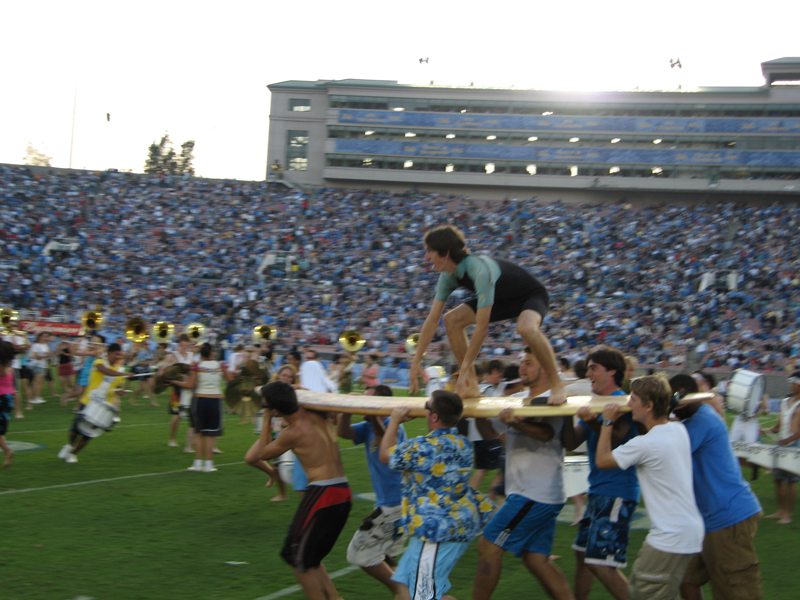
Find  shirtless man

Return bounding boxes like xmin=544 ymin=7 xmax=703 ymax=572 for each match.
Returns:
xmin=245 ymin=381 xmax=352 ymax=600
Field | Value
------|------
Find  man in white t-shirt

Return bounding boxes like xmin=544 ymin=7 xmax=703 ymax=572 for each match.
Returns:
xmin=595 ymin=374 xmax=704 ymax=600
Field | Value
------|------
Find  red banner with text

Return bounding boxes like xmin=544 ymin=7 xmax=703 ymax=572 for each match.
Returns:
xmin=18 ymin=321 xmax=83 ymax=337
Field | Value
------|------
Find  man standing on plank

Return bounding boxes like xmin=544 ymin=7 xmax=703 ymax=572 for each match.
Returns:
xmin=246 ymin=381 xmax=352 ymax=600
xmin=408 ymin=225 xmax=566 ymax=404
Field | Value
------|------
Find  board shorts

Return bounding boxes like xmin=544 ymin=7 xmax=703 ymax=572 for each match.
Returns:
xmin=191 ymin=396 xmax=223 ymax=436
xmin=482 ymin=493 xmax=563 ymax=557
xmin=347 ymin=504 xmax=406 ymax=568
xmin=31 ymin=365 xmax=48 ymax=377
xmin=280 ymin=477 xmax=352 ymax=572
xmin=573 ymin=493 xmax=638 ymax=568
xmin=391 ymin=537 xmax=469 ymax=600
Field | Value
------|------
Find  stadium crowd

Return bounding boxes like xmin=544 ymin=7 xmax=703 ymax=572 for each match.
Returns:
xmin=1 ymin=163 xmax=799 ymax=373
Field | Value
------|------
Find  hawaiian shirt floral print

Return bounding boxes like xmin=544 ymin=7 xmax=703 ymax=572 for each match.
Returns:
xmin=389 ymin=428 xmax=496 ymax=543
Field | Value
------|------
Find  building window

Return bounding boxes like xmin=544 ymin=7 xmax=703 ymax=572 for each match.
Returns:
xmin=286 ymin=130 xmax=309 ymax=171
xmin=290 ymin=99 xmax=311 ymax=112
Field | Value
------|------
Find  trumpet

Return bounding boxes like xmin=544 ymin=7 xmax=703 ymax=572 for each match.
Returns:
xmin=151 ymin=321 xmax=175 ymax=344
xmin=125 ymin=317 xmax=149 ymax=343
xmin=184 ymin=322 xmax=206 ymax=343
xmin=339 ymin=329 xmax=365 ymax=353
xmin=81 ymin=310 xmax=103 ymax=333
xmin=252 ymin=324 xmax=277 ymax=343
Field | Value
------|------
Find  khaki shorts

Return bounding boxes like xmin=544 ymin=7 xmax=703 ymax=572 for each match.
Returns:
xmin=346 ymin=504 xmax=406 ymax=568
xmin=628 ymin=542 xmax=693 ymax=600
xmin=682 ymin=512 xmax=762 ymax=600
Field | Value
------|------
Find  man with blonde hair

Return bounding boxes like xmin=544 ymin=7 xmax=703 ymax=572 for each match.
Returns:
xmin=596 ymin=375 xmax=704 ymax=600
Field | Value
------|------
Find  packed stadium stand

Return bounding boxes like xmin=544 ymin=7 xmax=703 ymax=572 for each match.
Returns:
xmin=2 ymin=163 xmax=799 ymax=391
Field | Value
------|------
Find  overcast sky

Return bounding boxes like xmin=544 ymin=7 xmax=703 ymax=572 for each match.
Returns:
xmin=1 ymin=0 xmax=798 ymax=181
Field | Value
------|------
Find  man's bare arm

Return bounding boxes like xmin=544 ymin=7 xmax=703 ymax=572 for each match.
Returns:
xmin=408 ymin=300 xmax=446 ymax=394
xmin=474 ymin=417 xmax=498 ymax=441
xmin=337 ymin=412 xmax=355 ymax=440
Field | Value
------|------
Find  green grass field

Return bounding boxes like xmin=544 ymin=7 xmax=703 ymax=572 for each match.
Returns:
xmin=2 ymin=385 xmax=798 ymax=600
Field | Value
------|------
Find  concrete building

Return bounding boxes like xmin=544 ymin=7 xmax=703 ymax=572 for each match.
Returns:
xmin=266 ymin=59 xmax=800 ymax=201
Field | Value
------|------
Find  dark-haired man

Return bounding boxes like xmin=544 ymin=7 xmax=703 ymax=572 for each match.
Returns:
xmin=245 ymin=381 xmax=352 ymax=600
xmin=562 ymin=346 xmax=639 ymax=600
xmin=472 ymin=348 xmax=573 ymax=600
xmin=58 ymin=343 xmax=132 ymax=463
xmin=670 ymin=374 xmax=763 ymax=600
xmin=337 ymin=385 xmax=407 ymax=597
xmin=379 ymin=390 xmax=494 ymax=600
xmin=597 ymin=375 xmax=703 ymax=600
xmin=408 ymin=224 xmax=566 ymax=404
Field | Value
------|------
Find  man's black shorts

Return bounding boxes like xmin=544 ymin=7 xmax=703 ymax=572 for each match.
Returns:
xmin=473 ymin=439 xmax=503 ymax=470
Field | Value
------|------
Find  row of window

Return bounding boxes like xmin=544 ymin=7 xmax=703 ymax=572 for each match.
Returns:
xmin=326 ymin=95 xmax=800 ymax=118
xmin=325 ymin=155 xmax=800 ymax=181
xmin=327 ymin=127 xmax=800 ymax=151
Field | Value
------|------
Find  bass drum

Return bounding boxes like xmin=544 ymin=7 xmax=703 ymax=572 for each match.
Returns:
xmin=725 ymin=369 xmax=765 ymax=418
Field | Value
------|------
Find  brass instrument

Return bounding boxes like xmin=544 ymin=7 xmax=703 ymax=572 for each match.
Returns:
xmin=1 ymin=307 xmax=18 ymax=330
xmin=125 ymin=317 xmax=149 ymax=343
xmin=81 ymin=310 xmax=103 ymax=332
xmin=252 ymin=324 xmax=277 ymax=343
xmin=184 ymin=322 xmax=206 ymax=343
xmin=339 ymin=329 xmax=365 ymax=353
xmin=151 ymin=321 xmax=175 ymax=344
xmin=405 ymin=333 xmax=422 ymax=355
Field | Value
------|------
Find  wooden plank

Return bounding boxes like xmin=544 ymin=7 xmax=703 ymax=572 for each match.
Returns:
xmin=294 ymin=390 xmax=714 ymax=418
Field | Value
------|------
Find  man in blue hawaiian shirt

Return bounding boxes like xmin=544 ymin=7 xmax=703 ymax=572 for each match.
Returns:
xmin=380 ymin=389 xmax=495 ymax=600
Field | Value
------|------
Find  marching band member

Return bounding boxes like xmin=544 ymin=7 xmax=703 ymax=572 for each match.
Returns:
xmin=57 ymin=342 xmax=132 ymax=463
xmin=169 ymin=342 xmax=233 ymax=473
xmin=158 ymin=333 xmax=197 ymax=451
xmin=763 ymin=371 xmax=800 ymax=525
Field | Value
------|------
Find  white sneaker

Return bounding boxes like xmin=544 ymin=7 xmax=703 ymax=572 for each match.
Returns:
xmin=58 ymin=444 xmax=72 ymax=460
xmin=66 ymin=454 xmax=78 ymax=463
xmin=113 ymin=416 xmax=121 ymax=423
xmin=30 ymin=398 xmax=46 ymax=405
xmin=203 ymin=466 xmax=218 ymax=472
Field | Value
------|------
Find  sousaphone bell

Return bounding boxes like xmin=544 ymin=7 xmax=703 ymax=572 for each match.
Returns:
xmin=152 ymin=321 xmax=175 ymax=344
xmin=339 ymin=329 xmax=365 ymax=353
xmin=252 ymin=324 xmax=277 ymax=343
xmin=125 ymin=317 xmax=149 ymax=343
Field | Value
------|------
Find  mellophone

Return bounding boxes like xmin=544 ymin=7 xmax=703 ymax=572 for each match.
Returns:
xmin=733 ymin=442 xmax=800 ymax=476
